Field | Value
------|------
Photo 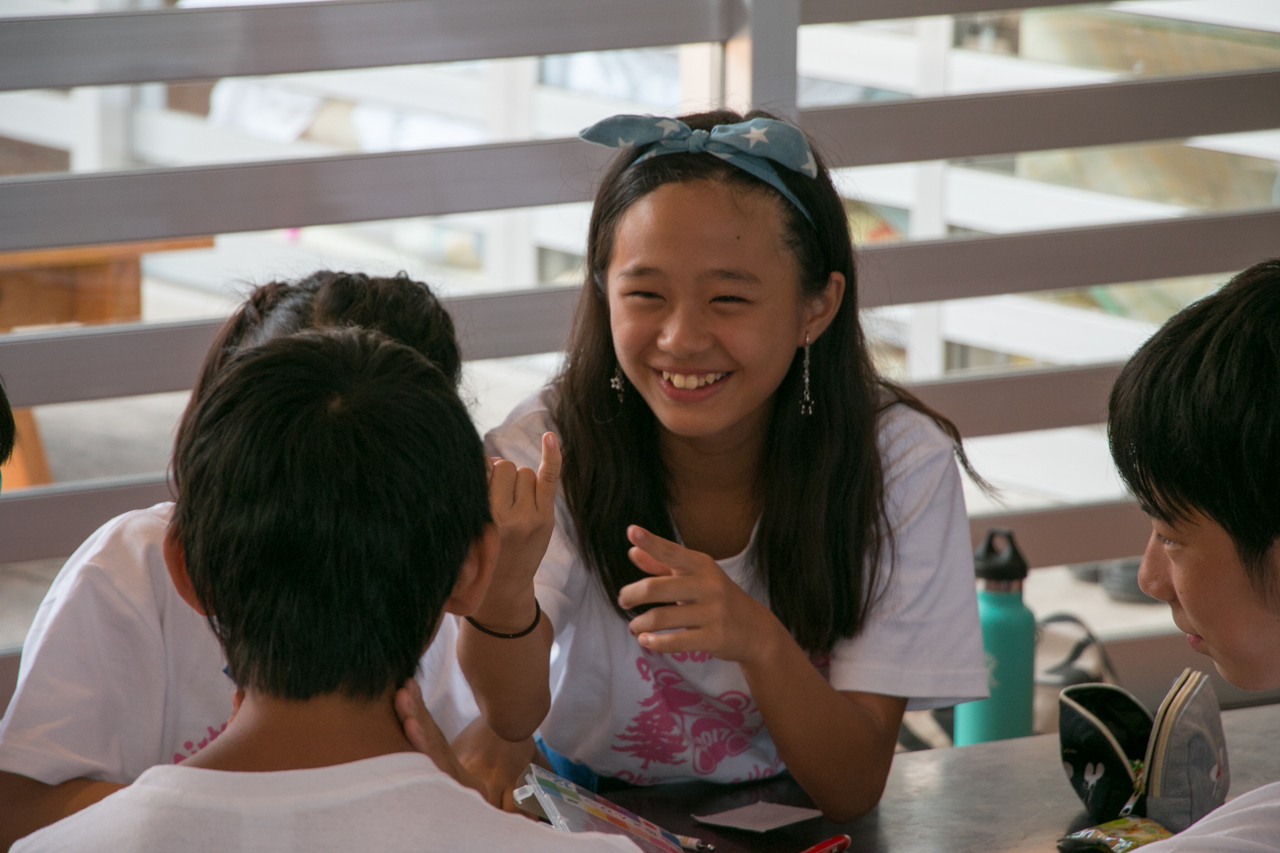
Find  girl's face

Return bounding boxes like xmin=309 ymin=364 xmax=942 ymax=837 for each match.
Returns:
xmin=1139 ymin=511 xmax=1280 ymax=690
xmin=605 ymin=179 xmax=843 ymax=445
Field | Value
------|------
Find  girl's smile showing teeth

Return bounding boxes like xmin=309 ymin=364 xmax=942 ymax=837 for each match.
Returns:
xmin=661 ymin=370 xmax=728 ymax=390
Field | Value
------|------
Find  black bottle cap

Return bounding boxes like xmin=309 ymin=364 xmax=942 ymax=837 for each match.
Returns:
xmin=974 ymin=528 xmax=1029 ymax=581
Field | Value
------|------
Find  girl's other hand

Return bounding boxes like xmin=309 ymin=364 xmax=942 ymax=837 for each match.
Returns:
xmin=395 ymin=679 xmax=487 ymax=799
xmin=449 ymin=717 xmax=540 ymax=813
xmin=478 ymin=432 xmax=560 ymax=624
xmin=617 ymin=525 xmax=785 ymax=666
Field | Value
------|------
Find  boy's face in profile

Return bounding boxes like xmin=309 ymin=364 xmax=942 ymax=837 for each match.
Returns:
xmin=1138 ymin=511 xmax=1280 ymax=691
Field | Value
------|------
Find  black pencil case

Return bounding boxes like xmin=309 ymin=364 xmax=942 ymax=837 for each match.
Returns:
xmin=1058 ymin=668 xmax=1230 ymax=832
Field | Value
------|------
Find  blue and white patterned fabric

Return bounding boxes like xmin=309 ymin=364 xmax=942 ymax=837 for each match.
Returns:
xmin=579 ymin=114 xmax=818 ymax=226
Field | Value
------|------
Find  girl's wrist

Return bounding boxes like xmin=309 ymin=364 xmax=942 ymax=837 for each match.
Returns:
xmin=737 ymin=604 xmax=794 ymax=672
xmin=468 ymin=588 xmax=539 ymax=636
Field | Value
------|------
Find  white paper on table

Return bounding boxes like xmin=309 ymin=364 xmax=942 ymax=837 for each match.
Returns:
xmin=691 ymin=802 xmax=823 ymax=833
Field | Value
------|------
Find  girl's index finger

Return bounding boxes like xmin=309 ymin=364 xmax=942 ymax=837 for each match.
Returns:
xmin=627 ymin=545 xmax=677 ymax=578
xmin=626 ymin=525 xmax=704 ymax=576
xmin=535 ymin=432 xmax=561 ymax=510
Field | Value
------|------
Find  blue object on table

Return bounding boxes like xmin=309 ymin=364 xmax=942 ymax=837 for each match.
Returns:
xmin=954 ymin=529 xmax=1036 ymax=745
xmin=535 ymin=733 xmax=603 ymax=792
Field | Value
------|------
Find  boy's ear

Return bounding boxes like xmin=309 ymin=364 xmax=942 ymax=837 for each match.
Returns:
xmin=443 ymin=522 xmax=499 ymax=617
xmin=163 ymin=524 xmax=207 ymax=616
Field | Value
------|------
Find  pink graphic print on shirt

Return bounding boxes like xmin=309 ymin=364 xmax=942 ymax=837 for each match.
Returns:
xmin=612 ymin=652 xmax=763 ymax=775
xmin=172 ymin=722 xmax=227 ymax=764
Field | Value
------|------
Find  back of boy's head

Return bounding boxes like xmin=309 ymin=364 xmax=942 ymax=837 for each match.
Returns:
xmin=172 ymin=327 xmax=489 ymax=700
xmin=1109 ymin=258 xmax=1280 ymax=592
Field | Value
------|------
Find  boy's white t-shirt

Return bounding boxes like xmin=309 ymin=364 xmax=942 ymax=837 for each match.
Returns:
xmin=11 ymin=751 xmax=640 ymax=853
xmin=0 ymin=504 xmax=480 ymax=786
xmin=1141 ymin=781 xmax=1280 ymax=852
xmin=484 ymin=392 xmax=987 ymax=785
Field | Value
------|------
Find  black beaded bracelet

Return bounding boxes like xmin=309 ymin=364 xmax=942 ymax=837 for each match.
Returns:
xmin=466 ymin=599 xmax=542 ymax=639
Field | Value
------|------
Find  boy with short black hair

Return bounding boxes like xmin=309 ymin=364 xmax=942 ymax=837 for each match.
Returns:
xmin=12 ymin=328 xmax=636 ymax=852
xmin=1108 ymin=258 xmax=1280 ymax=848
xmin=0 ymin=272 xmax=490 ymax=850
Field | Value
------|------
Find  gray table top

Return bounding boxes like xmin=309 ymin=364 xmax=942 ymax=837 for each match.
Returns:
xmin=609 ymin=704 xmax=1280 ymax=853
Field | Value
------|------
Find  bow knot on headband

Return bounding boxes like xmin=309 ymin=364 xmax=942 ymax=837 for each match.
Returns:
xmin=579 ymin=114 xmax=818 ymax=226
xmin=684 ymin=128 xmax=711 ymax=153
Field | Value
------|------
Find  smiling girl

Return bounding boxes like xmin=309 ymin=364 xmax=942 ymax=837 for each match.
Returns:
xmin=460 ymin=111 xmax=988 ymax=820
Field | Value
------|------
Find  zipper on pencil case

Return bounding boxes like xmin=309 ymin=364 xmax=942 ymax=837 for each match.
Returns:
xmin=1144 ymin=668 xmax=1203 ymax=799
xmin=1060 ymin=691 xmax=1143 ymax=788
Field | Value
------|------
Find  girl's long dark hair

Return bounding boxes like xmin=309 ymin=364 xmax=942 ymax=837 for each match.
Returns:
xmin=551 ymin=110 xmax=981 ymax=654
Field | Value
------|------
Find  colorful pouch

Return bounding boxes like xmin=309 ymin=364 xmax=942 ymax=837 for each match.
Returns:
xmin=1059 ymin=669 xmax=1230 ymax=831
xmin=1058 ymin=816 xmax=1173 ymax=852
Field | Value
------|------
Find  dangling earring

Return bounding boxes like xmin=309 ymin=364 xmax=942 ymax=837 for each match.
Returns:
xmin=610 ymin=365 xmax=626 ymax=403
xmin=800 ymin=333 xmax=814 ymax=416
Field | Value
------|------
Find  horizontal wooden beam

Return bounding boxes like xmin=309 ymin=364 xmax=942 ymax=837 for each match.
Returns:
xmin=856 ymin=207 xmax=1280 ymax=308
xmin=0 ymin=0 xmax=740 ymax=92
xmin=0 ymin=319 xmax=221 ymax=409
xmin=909 ymin=361 xmax=1124 ymax=439
xmin=0 ymin=474 xmax=173 ymax=565
xmin=801 ymin=68 xmax=1280 ymax=169
xmin=0 ymin=138 xmax=614 ymax=254
xmin=0 ymin=285 xmax=582 ymax=408
xmin=801 ymin=0 xmax=1086 ymax=25
xmin=970 ymin=498 xmax=1150 ymax=570
xmin=449 ymin=285 xmax=580 ymax=364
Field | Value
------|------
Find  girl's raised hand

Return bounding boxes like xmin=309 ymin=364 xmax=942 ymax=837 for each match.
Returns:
xmin=459 ymin=435 xmax=558 ymax=742
xmin=476 ymin=432 xmax=560 ymax=623
xmin=617 ymin=525 xmax=784 ymax=666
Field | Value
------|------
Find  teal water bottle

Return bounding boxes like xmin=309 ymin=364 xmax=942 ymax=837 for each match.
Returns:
xmin=953 ymin=529 xmax=1036 ymax=745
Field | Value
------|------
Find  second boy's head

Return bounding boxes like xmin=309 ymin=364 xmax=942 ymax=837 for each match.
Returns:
xmin=182 ymin=270 xmax=463 ymax=443
xmin=1109 ymin=258 xmax=1280 ymax=691
xmin=166 ymin=328 xmax=494 ymax=700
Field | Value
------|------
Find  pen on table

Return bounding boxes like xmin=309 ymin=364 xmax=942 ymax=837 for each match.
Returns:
xmin=676 ymin=834 xmax=714 ymax=852
xmin=796 ymin=834 xmax=851 ymax=853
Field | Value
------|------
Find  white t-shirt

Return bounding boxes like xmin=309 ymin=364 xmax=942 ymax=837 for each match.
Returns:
xmin=0 ymin=504 xmax=479 ymax=786
xmin=484 ymin=393 xmax=987 ymax=785
xmin=11 ymin=751 xmax=640 ymax=853
xmin=1142 ymin=781 xmax=1280 ymax=851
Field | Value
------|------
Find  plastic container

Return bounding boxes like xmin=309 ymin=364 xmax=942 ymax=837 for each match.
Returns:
xmin=953 ymin=529 xmax=1037 ymax=745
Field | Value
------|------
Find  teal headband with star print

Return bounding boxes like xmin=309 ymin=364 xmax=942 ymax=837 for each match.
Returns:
xmin=579 ymin=114 xmax=818 ymax=227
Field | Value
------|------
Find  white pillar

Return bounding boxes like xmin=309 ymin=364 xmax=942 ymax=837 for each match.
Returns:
xmin=71 ymin=86 xmax=132 ymax=173
xmin=724 ymin=0 xmax=800 ymax=120
xmin=485 ymin=57 xmax=536 ymax=143
xmin=70 ymin=0 xmax=135 ymax=173
xmin=678 ymin=43 xmax=724 ymax=114
xmin=484 ymin=58 xmax=539 ymax=290
xmin=134 ymin=0 xmax=166 ymax=113
xmin=906 ymin=16 xmax=953 ymax=380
